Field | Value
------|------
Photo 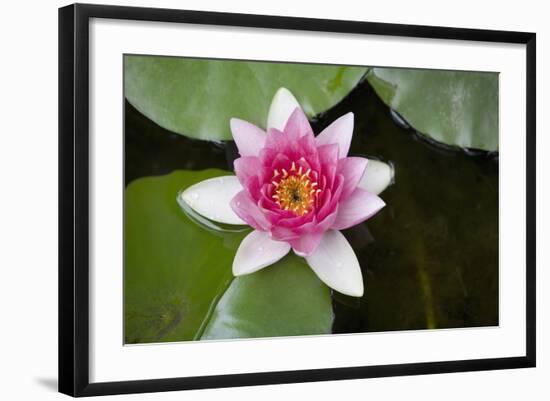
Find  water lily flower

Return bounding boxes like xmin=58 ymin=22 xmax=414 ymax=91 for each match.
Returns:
xmin=179 ymin=88 xmax=393 ymax=297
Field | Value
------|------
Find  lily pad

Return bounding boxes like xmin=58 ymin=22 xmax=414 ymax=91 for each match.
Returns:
xmin=124 ymin=56 xmax=367 ymax=141
xmin=124 ymin=169 xmax=333 ymax=343
xmin=366 ymin=68 xmax=499 ymax=151
xmin=202 ymin=254 xmax=333 ymax=340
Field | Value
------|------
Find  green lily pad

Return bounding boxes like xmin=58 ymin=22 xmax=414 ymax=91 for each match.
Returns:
xmin=202 ymin=254 xmax=333 ymax=340
xmin=124 ymin=170 xmax=333 ymax=343
xmin=366 ymin=68 xmax=499 ymax=151
xmin=124 ymin=56 xmax=367 ymax=141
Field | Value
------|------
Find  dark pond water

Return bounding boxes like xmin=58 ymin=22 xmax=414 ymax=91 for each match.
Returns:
xmin=125 ymin=79 xmax=499 ymax=333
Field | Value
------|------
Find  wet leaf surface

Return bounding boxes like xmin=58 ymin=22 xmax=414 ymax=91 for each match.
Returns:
xmin=367 ymin=68 xmax=499 ymax=151
xmin=125 ymin=56 xmax=367 ymax=141
xmin=202 ymin=254 xmax=333 ymax=340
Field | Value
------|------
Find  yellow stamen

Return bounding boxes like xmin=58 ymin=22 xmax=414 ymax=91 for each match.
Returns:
xmin=271 ymin=162 xmax=320 ymax=216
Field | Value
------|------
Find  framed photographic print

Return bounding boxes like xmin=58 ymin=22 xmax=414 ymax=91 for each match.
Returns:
xmin=58 ymin=3 xmax=536 ymax=397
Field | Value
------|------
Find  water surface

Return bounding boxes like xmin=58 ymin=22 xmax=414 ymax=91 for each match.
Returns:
xmin=125 ymin=79 xmax=499 ymax=334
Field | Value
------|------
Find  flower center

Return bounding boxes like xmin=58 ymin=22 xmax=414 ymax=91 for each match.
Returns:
xmin=272 ymin=162 xmax=320 ymax=216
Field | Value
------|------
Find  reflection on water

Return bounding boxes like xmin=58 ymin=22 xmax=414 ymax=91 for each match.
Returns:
xmin=125 ymin=79 xmax=498 ymax=333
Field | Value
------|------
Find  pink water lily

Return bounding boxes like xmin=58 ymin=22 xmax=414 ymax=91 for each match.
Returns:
xmin=179 ymin=88 xmax=393 ymax=297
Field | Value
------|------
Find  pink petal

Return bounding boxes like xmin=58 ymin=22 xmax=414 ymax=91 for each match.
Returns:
xmin=296 ymin=210 xmax=338 ymax=237
xmin=265 ymin=128 xmax=288 ymax=152
xmin=270 ymin=211 xmax=316 ymax=240
xmin=317 ymin=143 xmax=339 ymax=166
xmin=296 ymin=131 xmax=317 ymax=159
xmin=331 ymin=188 xmax=385 ymax=230
xmin=269 ymin=153 xmax=292 ymax=172
xmin=315 ymin=112 xmax=354 ymax=159
xmin=261 ymin=206 xmax=293 ymax=227
xmin=316 ymin=209 xmax=338 ymax=230
xmin=258 ymin=147 xmax=279 ymax=168
xmin=290 ymin=232 xmax=324 ymax=257
xmin=317 ymin=175 xmax=344 ymax=221
xmin=233 ymin=157 xmax=265 ymax=201
xmin=230 ymin=118 xmax=266 ymax=157
xmin=284 ymin=107 xmax=314 ymax=141
xmin=230 ymin=190 xmax=271 ymax=231
xmin=276 ymin=211 xmax=315 ymax=230
xmin=233 ymin=156 xmax=263 ymax=188
xmin=317 ymin=143 xmax=339 ymax=189
xmin=244 ymin=176 xmax=262 ymax=201
xmin=337 ymin=157 xmax=369 ymax=200
xmin=233 ymin=156 xmax=262 ymax=186
xmin=270 ymin=226 xmax=301 ymax=241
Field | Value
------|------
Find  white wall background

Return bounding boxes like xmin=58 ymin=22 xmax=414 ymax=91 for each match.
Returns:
xmin=0 ymin=0 xmax=547 ymax=399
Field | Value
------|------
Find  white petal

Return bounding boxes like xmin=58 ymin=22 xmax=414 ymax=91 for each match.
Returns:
xmin=315 ymin=112 xmax=354 ymax=158
xmin=305 ymin=230 xmax=364 ymax=297
xmin=233 ymin=230 xmax=291 ymax=276
xmin=178 ymin=176 xmax=245 ymax=225
xmin=358 ymin=159 xmax=394 ymax=195
xmin=267 ymin=87 xmax=301 ymax=130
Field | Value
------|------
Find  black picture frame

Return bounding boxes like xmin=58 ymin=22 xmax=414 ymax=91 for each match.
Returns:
xmin=59 ymin=3 xmax=536 ymax=397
